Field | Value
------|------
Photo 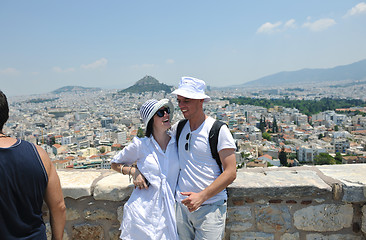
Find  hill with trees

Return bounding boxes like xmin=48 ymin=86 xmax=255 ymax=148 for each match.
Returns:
xmin=119 ymin=75 xmax=173 ymax=94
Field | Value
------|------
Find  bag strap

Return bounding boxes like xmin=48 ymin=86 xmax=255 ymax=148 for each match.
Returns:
xmin=176 ymin=119 xmax=226 ymax=173
xmin=176 ymin=119 xmax=188 ymax=148
xmin=209 ymin=120 xmax=226 ymax=173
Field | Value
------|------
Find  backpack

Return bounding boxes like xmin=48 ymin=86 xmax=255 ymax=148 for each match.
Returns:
xmin=175 ymin=119 xmax=226 ymax=173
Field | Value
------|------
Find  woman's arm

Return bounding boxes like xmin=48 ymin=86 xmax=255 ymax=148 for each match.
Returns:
xmin=111 ymin=163 xmax=149 ymax=189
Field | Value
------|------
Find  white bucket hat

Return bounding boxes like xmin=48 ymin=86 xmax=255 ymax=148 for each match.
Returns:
xmin=171 ymin=76 xmax=211 ymax=102
xmin=139 ymin=99 xmax=174 ymax=127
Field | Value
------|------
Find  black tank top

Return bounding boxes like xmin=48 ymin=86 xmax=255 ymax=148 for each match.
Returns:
xmin=0 ymin=139 xmax=48 ymax=239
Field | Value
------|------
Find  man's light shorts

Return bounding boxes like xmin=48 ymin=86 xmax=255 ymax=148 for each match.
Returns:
xmin=175 ymin=200 xmax=227 ymax=240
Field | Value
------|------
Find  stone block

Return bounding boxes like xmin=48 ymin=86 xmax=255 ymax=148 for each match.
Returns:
xmin=83 ymin=209 xmax=116 ymax=221
xmin=46 ymin=223 xmax=69 ymax=240
xmin=280 ymin=232 xmax=300 ymax=240
xmin=93 ymin=173 xmax=133 ymax=201
xmin=314 ymin=198 xmax=325 ymax=203
xmin=230 ymin=232 xmax=274 ymax=240
xmin=109 ymin=227 xmax=121 ymax=240
xmin=231 ymin=198 xmax=245 ymax=206
xmin=58 ymin=170 xmax=102 ymax=199
xmin=72 ymin=223 xmax=104 ymax=240
xmin=317 ymin=164 xmax=366 ymax=202
xmin=227 ymin=206 xmax=252 ymax=222
xmin=301 ymin=200 xmax=312 ymax=205
xmin=66 ymin=208 xmax=80 ymax=221
xmin=255 ymin=205 xmax=292 ymax=233
xmin=117 ymin=206 xmax=124 ymax=224
xmin=226 ymin=222 xmax=253 ymax=232
xmin=306 ymin=233 xmax=363 ymax=240
xmin=362 ymin=205 xmax=366 ymax=234
xmin=294 ymin=204 xmax=353 ymax=231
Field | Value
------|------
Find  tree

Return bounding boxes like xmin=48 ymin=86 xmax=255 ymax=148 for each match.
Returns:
xmin=100 ymin=147 xmax=106 ymax=154
xmin=262 ymin=132 xmax=271 ymax=141
xmin=318 ymin=133 xmax=324 ymax=139
xmin=49 ymin=136 xmax=56 ymax=146
xmin=137 ymin=127 xmax=144 ymax=138
xmin=272 ymin=117 xmax=278 ymax=133
xmin=240 ymin=152 xmax=250 ymax=159
xmin=259 ymin=117 xmax=265 ymax=133
xmin=334 ymin=125 xmax=339 ymax=131
xmin=279 ymin=147 xmax=287 ymax=166
xmin=334 ymin=152 xmax=343 ymax=164
xmin=314 ymin=153 xmax=336 ymax=165
xmin=288 ymin=153 xmax=297 ymax=160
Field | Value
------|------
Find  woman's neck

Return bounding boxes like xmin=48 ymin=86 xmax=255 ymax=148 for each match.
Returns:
xmin=152 ymin=129 xmax=170 ymax=151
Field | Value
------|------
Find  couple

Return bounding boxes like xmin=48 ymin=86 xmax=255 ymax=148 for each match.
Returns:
xmin=111 ymin=77 xmax=237 ymax=240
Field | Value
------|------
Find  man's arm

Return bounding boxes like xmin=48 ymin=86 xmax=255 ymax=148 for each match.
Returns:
xmin=181 ymin=148 xmax=236 ymax=212
xmin=36 ymin=146 xmax=66 ymax=240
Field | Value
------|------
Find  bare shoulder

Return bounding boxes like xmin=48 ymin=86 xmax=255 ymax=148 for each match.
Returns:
xmin=35 ymin=145 xmax=52 ymax=173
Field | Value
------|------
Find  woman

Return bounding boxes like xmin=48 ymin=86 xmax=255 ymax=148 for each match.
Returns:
xmin=111 ymin=99 xmax=179 ymax=240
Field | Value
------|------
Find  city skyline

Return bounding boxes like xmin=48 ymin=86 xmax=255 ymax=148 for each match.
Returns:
xmin=1 ymin=1 xmax=366 ymax=96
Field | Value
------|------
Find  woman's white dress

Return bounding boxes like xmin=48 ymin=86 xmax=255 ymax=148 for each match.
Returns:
xmin=111 ymin=136 xmax=179 ymax=240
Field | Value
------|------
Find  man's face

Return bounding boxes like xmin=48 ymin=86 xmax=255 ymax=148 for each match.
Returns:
xmin=177 ymin=95 xmax=203 ymax=119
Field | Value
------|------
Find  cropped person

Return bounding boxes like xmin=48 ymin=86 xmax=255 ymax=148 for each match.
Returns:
xmin=0 ymin=90 xmax=66 ymax=240
xmin=111 ymin=98 xmax=179 ymax=240
xmin=171 ymin=77 xmax=237 ymax=240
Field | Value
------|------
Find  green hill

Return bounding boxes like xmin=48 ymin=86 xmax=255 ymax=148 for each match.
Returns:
xmin=119 ymin=75 xmax=173 ymax=93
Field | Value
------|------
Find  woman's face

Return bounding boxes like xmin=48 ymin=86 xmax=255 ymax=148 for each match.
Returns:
xmin=153 ymin=106 xmax=171 ymax=131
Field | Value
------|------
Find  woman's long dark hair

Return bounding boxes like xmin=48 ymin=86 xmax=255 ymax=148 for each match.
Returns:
xmin=145 ymin=118 xmax=154 ymax=137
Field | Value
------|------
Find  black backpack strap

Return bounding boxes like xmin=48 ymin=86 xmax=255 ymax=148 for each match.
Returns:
xmin=176 ymin=119 xmax=188 ymax=149
xmin=209 ymin=120 xmax=226 ymax=173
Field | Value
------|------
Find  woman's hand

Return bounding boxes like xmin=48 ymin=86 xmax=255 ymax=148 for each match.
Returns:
xmin=133 ymin=168 xmax=149 ymax=189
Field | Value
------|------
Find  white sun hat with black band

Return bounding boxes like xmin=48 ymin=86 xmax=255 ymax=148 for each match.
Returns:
xmin=139 ymin=98 xmax=174 ymax=127
xmin=171 ymin=76 xmax=211 ymax=102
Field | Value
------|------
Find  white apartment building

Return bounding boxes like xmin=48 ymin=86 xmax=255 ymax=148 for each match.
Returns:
xmin=332 ymin=139 xmax=350 ymax=153
xmin=61 ymin=136 xmax=73 ymax=145
xmin=298 ymin=145 xmax=327 ymax=163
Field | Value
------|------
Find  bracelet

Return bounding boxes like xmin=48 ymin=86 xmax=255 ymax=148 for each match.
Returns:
xmin=120 ymin=165 xmax=124 ymax=174
xmin=128 ymin=166 xmax=133 ymax=183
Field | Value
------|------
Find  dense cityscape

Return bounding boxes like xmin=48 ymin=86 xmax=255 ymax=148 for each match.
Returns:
xmin=4 ymin=82 xmax=366 ymax=170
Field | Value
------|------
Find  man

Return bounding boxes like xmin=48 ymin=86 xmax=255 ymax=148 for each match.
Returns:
xmin=0 ymin=90 xmax=66 ymax=240
xmin=171 ymin=77 xmax=237 ymax=240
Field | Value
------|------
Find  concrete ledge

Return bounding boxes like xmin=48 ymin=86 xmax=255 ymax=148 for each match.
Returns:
xmin=54 ymin=165 xmax=366 ymax=240
xmin=317 ymin=164 xmax=366 ymax=202
xmin=231 ymin=168 xmax=332 ymax=198
xmin=58 ymin=170 xmax=103 ymax=199
xmin=93 ymin=173 xmax=133 ymax=201
xmin=57 ymin=165 xmax=366 ymax=201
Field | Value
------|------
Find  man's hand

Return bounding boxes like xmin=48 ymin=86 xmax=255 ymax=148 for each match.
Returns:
xmin=181 ymin=192 xmax=207 ymax=212
xmin=133 ymin=168 xmax=149 ymax=189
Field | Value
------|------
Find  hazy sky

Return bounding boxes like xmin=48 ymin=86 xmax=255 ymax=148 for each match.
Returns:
xmin=1 ymin=1 xmax=366 ymax=96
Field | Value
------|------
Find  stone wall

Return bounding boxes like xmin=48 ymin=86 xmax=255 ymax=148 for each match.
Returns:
xmin=45 ymin=164 xmax=366 ymax=240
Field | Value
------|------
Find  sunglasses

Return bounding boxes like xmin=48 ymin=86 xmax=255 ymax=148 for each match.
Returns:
xmin=156 ymin=108 xmax=170 ymax=117
xmin=185 ymin=132 xmax=191 ymax=151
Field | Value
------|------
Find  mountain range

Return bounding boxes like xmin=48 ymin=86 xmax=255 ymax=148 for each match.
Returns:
xmin=50 ymin=59 xmax=366 ymax=94
xmin=52 ymin=86 xmax=101 ymax=94
xmin=240 ymin=58 xmax=366 ymax=87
